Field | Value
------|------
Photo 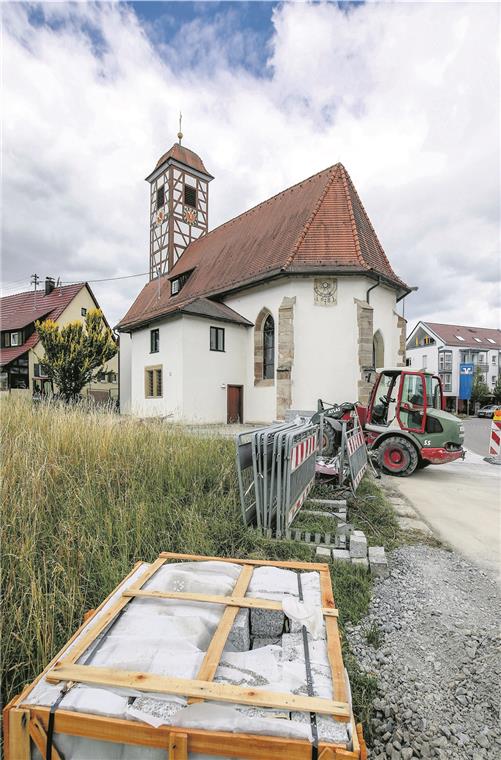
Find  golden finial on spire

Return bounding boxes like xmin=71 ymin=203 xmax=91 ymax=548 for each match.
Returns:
xmin=177 ymin=111 xmax=183 ymax=145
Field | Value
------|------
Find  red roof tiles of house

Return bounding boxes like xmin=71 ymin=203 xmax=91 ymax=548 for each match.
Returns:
xmin=119 ymin=163 xmax=409 ymax=331
xmin=0 ymin=283 xmax=85 ymax=366
xmin=424 ymin=322 xmax=501 ymax=349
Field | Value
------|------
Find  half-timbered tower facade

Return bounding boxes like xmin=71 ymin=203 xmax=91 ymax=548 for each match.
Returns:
xmin=118 ymin=139 xmax=411 ymax=423
xmin=146 ymin=143 xmax=213 ymax=278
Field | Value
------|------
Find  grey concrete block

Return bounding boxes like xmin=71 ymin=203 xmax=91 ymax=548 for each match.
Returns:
xmin=349 ymin=531 xmax=367 ymax=558
xmin=324 ymin=533 xmax=331 ymax=545
xmin=294 ymin=529 xmax=302 ymax=542
xmin=314 ymin=532 xmax=321 ymax=544
xmin=351 ymin=557 xmax=369 ymax=569
xmin=250 ymin=607 xmax=285 ymax=637
xmin=335 ymin=521 xmax=350 ymax=536
xmin=304 ymin=532 xmax=311 ymax=543
xmin=332 ymin=548 xmax=351 ymax=562
xmin=368 ymin=546 xmax=389 ymax=579
xmin=225 ymin=608 xmax=250 ymax=651
xmin=251 ymin=636 xmax=281 ymax=649
xmin=315 ymin=546 xmax=331 ymax=559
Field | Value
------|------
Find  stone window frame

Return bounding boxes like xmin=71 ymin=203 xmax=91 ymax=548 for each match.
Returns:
xmin=254 ymin=307 xmax=275 ymax=387
xmin=144 ymin=364 xmax=163 ymax=398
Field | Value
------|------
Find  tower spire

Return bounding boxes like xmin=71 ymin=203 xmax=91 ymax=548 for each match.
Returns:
xmin=177 ymin=112 xmax=183 ymax=145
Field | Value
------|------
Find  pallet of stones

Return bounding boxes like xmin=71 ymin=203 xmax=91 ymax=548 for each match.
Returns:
xmin=5 ymin=551 xmax=368 ymax=760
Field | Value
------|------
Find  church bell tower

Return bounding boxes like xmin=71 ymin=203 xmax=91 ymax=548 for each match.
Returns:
xmin=145 ymin=122 xmax=213 ymax=279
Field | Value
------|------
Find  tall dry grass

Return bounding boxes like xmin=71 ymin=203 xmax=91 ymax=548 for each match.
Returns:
xmin=1 ymin=397 xmax=252 ymax=706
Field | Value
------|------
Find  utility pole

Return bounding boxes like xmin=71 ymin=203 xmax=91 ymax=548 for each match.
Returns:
xmin=31 ymin=273 xmax=40 ymax=309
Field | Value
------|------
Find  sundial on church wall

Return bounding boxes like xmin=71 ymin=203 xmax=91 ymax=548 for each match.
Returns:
xmin=314 ymin=277 xmax=338 ymax=306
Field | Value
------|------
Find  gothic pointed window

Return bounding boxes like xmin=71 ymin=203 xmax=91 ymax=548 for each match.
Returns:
xmin=263 ymin=315 xmax=275 ymax=380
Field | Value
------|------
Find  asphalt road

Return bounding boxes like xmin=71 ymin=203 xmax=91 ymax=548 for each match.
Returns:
xmin=462 ymin=416 xmax=495 ymax=456
xmin=394 ymin=440 xmax=501 ymax=577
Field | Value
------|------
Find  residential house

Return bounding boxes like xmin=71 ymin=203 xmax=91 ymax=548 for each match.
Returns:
xmin=117 ymin=139 xmax=412 ymax=423
xmin=0 ymin=279 xmax=118 ymax=401
xmin=406 ymin=321 xmax=501 ymax=412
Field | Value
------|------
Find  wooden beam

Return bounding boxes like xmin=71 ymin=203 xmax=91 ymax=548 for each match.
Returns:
xmin=26 ymin=706 xmax=330 ymax=760
xmin=8 ymin=708 xmax=30 ymax=760
xmin=45 ymin=663 xmax=350 ymax=718
xmin=319 ymin=568 xmax=348 ymax=707
xmin=57 ymin=557 xmax=167 ymax=670
xmin=29 ymin=715 xmax=64 ymax=760
xmin=189 ymin=563 xmax=254 ymax=702
xmin=122 ymin=589 xmax=338 ymax=618
xmin=169 ymin=731 xmax=188 ymax=759
xmin=159 ymin=551 xmax=328 ymax=571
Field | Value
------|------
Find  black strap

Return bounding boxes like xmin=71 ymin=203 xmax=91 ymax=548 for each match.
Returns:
xmin=297 ymin=573 xmax=319 ymax=760
xmin=46 ymin=687 xmax=67 ymax=760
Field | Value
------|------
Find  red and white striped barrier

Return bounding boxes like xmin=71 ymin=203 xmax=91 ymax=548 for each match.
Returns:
xmin=290 ymin=433 xmax=317 ymax=471
xmin=488 ymin=411 xmax=501 ymax=462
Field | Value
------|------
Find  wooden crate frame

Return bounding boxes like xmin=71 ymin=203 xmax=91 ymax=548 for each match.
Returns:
xmin=4 ymin=552 xmax=367 ymax=760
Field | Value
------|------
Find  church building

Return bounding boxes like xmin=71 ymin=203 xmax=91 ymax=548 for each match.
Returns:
xmin=117 ymin=136 xmax=411 ymax=423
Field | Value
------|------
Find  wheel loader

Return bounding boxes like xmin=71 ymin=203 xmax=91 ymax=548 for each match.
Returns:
xmin=311 ymin=368 xmax=465 ymax=477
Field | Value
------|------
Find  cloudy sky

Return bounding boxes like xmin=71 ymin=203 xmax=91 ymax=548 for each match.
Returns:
xmin=2 ymin=0 xmax=499 ymax=330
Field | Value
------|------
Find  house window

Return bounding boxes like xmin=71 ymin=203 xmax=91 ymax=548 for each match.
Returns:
xmin=210 ymin=326 xmax=225 ymax=352
xmin=97 ymin=371 xmax=107 ymax=383
xmin=108 ymin=372 xmax=117 ymax=383
xmin=81 ymin=307 xmax=87 ymax=317
xmin=170 ymin=271 xmax=191 ymax=297
xmin=456 ymin=335 xmax=465 ymax=341
xmin=439 ymin=351 xmax=452 ymax=371
xmin=184 ymin=184 xmax=196 ymax=208
xmin=156 ymin=185 xmax=165 ymax=209
xmin=422 ymin=355 xmax=427 ymax=369
xmin=492 ymin=355 xmax=497 ymax=364
xmin=145 ymin=366 xmax=163 ymax=398
xmin=474 ymin=337 xmax=482 ymax=343
xmin=150 ymin=328 xmax=159 ymax=353
xmin=492 ymin=376 xmax=497 ymax=384
xmin=0 ymin=372 xmax=8 ymax=392
xmin=487 ymin=338 xmax=495 ymax=344
xmin=33 ymin=363 xmax=49 ymax=378
xmin=442 ymin=373 xmax=452 ymax=393
xmin=263 ymin=315 xmax=275 ymax=380
xmin=10 ymin=331 xmax=22 ymax=347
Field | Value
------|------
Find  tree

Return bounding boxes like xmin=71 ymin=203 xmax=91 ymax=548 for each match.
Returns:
xmin=36 ymin=309 xmax=117 ymax=402
xmin=493 ymin=373 xmax=501 ymax=404
xmin=470 ymin=366 xmax=490 ymax=407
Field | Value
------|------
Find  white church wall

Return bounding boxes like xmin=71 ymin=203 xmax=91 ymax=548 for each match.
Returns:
xmin=119 ymin=332 xmax=132 ymax=414
xmin=129 ymin=318 xmax=184 ymax=418
xmin=225 ymin=276 xmax=389 ymax=419
xmin=181 ymin=317 xmax=248 ymax=422
xmin=369 ymin=283 xmax=401 ymax=367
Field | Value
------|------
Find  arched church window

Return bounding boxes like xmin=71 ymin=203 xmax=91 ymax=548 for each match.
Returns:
xmin=373 ymin=330 xmax=384 ymax=369
xmin=263 ymin=315 xmax=275 ymax=380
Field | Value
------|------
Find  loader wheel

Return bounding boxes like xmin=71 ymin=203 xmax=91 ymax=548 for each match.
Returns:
xmin=319 ymin=422 xmax=336 ymax=457
xmin=377 ymin=436 xmax=418 ymax=477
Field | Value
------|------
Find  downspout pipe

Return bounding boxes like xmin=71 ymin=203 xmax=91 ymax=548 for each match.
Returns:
xmin=366 ymin=276 xmax=382 ymax=304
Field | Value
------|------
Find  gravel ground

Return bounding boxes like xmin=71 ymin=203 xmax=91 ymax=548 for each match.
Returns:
xmin=346 ymin=545 xmax=500 ymax=759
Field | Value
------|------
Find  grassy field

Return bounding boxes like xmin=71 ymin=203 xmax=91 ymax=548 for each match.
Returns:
xmin=1 ymin=397 xmax=396 ymax=727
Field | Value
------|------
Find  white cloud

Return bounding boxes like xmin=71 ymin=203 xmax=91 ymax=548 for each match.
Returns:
xmin=2 ymin=0 xmax=499 ymax=331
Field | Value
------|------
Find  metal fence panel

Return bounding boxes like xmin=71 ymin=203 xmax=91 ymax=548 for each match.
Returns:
xmin=344 ymin=416 xmax=368 ymax=491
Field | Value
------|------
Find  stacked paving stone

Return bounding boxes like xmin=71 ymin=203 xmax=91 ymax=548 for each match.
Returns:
xmin=218 ymin=565 xmax=352 ymax=746
xmin=307 ymin=498 xmax=389 ymax=578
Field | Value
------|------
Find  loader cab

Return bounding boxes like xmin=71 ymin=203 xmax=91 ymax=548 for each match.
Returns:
xmin=366 ymin=369 xmax=444 ymax=435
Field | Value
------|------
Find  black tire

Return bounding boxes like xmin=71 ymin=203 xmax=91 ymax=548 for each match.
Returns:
xmin=319 ymin=421 xmax=337 ymax=456
xmin=377 ymin=436 xmax=419 ymax=477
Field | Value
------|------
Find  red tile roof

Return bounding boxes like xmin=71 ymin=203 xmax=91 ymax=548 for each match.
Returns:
xmin=118 ymin=163 xmax=409 ymax=331
xmin=424 ymin=322 xmax=501 ymax=349
xmin=0 ymin=283 xmax=85 ymax=367
xmin=153 ymin=143 xmax=212 ymax=177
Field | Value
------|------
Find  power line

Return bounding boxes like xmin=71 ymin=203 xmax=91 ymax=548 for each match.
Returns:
xmin=0 ymin=271 xmax=149 ymax=289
